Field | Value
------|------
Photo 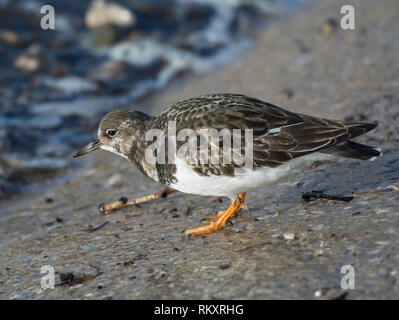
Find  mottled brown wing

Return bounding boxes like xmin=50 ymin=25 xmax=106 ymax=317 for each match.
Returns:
xmin=154 ymin=93 xmax=376 ymax=176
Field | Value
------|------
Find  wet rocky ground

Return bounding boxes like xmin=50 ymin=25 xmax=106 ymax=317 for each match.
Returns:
xmin=1 ymin=0 xmax=399 ymax=299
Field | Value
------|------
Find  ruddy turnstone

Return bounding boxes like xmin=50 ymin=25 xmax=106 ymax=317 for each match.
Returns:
xmin=73 ymin=93 xmax=382 ymax=236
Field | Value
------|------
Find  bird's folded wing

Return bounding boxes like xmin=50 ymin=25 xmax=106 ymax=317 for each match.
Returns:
xmin=154 ymin=93 xmax=375 ymax=176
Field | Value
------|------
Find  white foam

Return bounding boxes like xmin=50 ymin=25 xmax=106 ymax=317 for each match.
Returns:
xmin=31 ymin=95 xmax=130 ymax=117
xmin=89 ymin=0 xmax=254 ymax=99
xmin=41 ymin=76 xmax=98 ymax=95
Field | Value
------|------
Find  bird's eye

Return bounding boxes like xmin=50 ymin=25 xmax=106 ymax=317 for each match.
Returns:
xmin=106 ymin=129 xmax=117 ymax=137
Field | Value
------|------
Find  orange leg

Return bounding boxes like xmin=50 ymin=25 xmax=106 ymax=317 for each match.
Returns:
xmin=206 ymin=210 xmax=227 ymax=221
xmin=185 ymin=193 xmax=249 ymax=236
xmin=207 ymin=193 xmax=248 ymax=221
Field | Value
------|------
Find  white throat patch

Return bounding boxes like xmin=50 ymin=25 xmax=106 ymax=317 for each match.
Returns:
xmin=101 ymin=145 xmax=129 ymax=161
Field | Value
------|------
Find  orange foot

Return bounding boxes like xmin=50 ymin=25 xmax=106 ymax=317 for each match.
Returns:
xmin=185 ymin=193 xmax=249 ymax=236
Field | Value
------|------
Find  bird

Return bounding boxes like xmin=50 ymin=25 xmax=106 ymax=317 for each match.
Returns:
xmin=73 ymin=93 xmax=382 ymax=236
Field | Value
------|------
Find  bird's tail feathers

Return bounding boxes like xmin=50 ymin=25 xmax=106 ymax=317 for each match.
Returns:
xmin=321 ymin=140 xmax=382 ymax=161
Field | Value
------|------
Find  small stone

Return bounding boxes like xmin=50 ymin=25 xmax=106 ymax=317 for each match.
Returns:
xmin=219 ymin=262 xmax=231 ymax=270
xmin=283 ymin=232 xmax=295 ymax=240
xmin=304 ymin=254 xmax=313 ymax=262
xmin=0 ymin=29 xmax=21 ymax=46
xmin=59 ymin=273 xmax=74 ymax=283
xmin=14 ymin=54 xmax=40 ymax=73
xmin=281 ymin=88 xmax=294 ymax=99
xmin=314 ymin=290 xmax=322 ymax=297
xmin=184 ymin=207 xmax=192 ymax=216
xmin=123 ymin=260 xmax=134 ymax=267
xmin=85 ymin=0 xmax=135 ymax=28
xmin=320 ymin=18 xmax=338 ymax=36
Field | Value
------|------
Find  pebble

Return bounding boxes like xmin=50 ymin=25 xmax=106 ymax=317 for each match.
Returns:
xmin=219 ymin=262 xmax=232 ymax=270
xmin=283 ymin=232 xmax=295 ymax=240
xmin=319 ymin=18 xmax=338 ymax=36
xmin=14 ymin=54 xmax=40 ymax=73
xmin=0 ymin=29 xmax=21 ymax=46
xmin=314 ymin=290 xmax=323 ymax=297
xmin=375 ymin=241 xmax=390 ymax=246
xmin=85 ymin=0 xmax=135 ymax=28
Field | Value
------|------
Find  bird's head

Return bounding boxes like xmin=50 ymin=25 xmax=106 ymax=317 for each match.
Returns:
xmin=73 ymin=109 xmax=151 ymax=159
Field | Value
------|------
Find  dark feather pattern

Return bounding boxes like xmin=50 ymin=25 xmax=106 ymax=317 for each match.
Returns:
xmin=152 ymin=93 xmax=379 ymax=177
xmin=321 ymin=140 xmax=381 ymax=160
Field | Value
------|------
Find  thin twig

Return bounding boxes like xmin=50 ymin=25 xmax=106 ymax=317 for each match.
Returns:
xmin=98 ymin=188 xmax=177 ymax=214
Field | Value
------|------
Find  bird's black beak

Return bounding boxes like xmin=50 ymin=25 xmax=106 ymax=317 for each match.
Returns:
xmin=72 ymin=138 xmax=102 ymax=158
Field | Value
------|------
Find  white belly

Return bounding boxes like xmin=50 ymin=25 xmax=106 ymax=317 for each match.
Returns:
xmin=170 ymin=154 xmax=329 ymax=200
